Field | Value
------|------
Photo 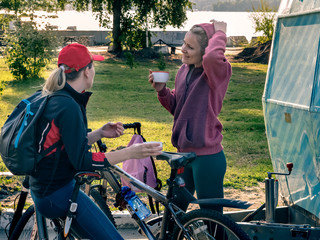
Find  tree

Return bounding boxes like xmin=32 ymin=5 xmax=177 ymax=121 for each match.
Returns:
xmin=4 ymin=21 xmax=59 ymax=80
xmin=2 ymin=0 xmax=193 ymax=53
xmin=1 ymin=0 xmax=61 ymax=80
xmin=250 ymin=0 xmax=277 ymax=43
xmin=57 ymin=0 xmax=193 ymax=53
xmin=0 ymin=0 xmax=60 ymax=14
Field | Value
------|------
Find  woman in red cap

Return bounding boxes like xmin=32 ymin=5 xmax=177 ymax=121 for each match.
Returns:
xmin=30 ymin=43 xmax=162 ymax=239
xmin=149 ymin=20 xmax=231 ymax=213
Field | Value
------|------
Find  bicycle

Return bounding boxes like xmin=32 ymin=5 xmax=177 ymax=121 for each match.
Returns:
xmin=5 ymin=124 xmax=139 ymax=239
xmin=0 ymin=172 xmax=31 ymax=239
xmin=9 ymin=152 xmax=252 ymax=240
xmin=8 ymin=171 xmax=106 ymax=240
xmin=84 ymin=122 xmax=158 ymax=228
xmin=5 ymin=173 xmax=116 ymax=239
xmin=8 ymin=123 xmax=253 ymax=240
xmin=98 ymin=150 xmax=253 ymax=240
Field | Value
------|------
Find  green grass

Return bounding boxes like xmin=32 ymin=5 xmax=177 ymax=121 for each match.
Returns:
xmin=0 ymin=57 xmax=272 ymax=192
xmin=221 ymin=63 xmax=271 ymax=188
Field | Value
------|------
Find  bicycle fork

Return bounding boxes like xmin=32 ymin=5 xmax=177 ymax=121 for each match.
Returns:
xmin=157 ymin=175 xmax=194 ymax=240
xmin=35 ymin=209 xmax=49 ymax=239
xmin=159 ymin=203 xmax=193 ymax=240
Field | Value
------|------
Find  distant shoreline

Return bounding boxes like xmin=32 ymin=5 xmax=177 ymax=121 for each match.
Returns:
xmin=2 ymin=10 xmax=267 ymax=41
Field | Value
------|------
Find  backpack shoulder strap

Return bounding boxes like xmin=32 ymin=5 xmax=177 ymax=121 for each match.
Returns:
xmin=50 ymin=91 xmax=72 ymax=99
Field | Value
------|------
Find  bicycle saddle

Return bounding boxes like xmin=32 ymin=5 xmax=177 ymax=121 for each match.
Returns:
xmin=157 ymin=151 xmax=196 ymax=169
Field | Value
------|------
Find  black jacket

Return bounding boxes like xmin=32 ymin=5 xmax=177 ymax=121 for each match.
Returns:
xmin=30 ymin=83 xmax=108 ymax=197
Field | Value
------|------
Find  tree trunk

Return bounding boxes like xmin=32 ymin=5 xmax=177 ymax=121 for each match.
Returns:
xmin=109 ymin=0 xmax=122 ymax=53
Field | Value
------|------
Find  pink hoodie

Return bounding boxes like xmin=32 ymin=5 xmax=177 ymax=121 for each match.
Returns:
xmin=157 ymin=23 xmax=232 ymax=156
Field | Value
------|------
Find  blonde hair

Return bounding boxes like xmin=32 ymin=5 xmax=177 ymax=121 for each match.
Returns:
xmin=190 ymin=25 xmax=208 ymax=56
xmin=42 ymin=62 xmax=92 ymax=95
xmin=42 ymin=65 xmax=67 ymax=95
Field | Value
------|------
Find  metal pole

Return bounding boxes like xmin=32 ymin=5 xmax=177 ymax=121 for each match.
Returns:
xmin=265 ymin=178 xmax=275 ymax=223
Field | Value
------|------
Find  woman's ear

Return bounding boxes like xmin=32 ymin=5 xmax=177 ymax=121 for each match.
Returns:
xmin=83 ymin=66 xmax=90 ymax=78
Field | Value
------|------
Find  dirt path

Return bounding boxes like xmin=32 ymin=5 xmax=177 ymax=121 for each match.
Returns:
xmin=224 ymin=183 xmax=266 ymax=211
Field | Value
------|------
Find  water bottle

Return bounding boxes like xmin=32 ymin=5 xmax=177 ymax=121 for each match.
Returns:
xmin=122 ymin=186 xmax=151 ymax=220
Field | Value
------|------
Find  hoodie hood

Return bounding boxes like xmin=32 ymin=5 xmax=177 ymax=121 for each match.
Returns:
xmin=194 ymin=23 xmax=215 ymax=40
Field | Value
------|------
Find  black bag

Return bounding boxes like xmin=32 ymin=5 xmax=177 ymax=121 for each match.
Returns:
xmin=0 ymin=91 xmax=66 ymax=175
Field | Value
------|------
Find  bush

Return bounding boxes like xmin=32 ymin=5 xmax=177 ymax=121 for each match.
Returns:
xmin=4 ymin=21 xmax=59 ymax=80
xmin=124 ymin=51 xmax=136 ymax=69
xmin=250 ymin=0 xmax=277 ymax=44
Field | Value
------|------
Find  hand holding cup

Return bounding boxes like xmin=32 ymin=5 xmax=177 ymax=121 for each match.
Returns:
xmin=149 ymin=70 xmax=168 ymax=92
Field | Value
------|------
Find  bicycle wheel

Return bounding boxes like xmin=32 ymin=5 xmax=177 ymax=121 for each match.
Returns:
xmin=9 ymin=205 xmax=37 ymax=240
xmin=90 ymin=188 xmax=116 ymax=227
xmin=172 ymin=209 xmax=251 ymax=240
xmin=9 ymin=205 xmax=67 ymax=240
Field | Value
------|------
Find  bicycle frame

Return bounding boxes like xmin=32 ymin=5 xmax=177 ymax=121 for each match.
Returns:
xmin=22 ymin=172 xmax=104 ymax=240
xmin=104 ymin=165 xmax=188 ymax=240
xmin=98 ymin=151 xmax=252 ymax=240
xmin=7 ymin=154 xmax=252 ymax=240
xmin=8 ymin=119 xmax=252 ymax=240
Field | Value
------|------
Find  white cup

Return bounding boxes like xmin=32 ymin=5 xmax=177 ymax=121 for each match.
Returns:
xmin=143 ymin=141 xmax=163 ymax=147
xmin=152 ymin=71 xmax=169 ymax=83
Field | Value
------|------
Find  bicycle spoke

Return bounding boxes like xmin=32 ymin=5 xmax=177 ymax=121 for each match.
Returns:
xmin=173 ymin=209 xmax=251 ymax=240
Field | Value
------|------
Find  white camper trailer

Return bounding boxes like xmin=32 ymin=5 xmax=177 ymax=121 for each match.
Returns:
xmin=227 ymin=1 xmax=320 ymax=239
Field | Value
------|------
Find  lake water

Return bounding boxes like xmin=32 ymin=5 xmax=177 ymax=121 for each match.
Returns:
xmin=25 ymin=10 xmax=265 ymax=41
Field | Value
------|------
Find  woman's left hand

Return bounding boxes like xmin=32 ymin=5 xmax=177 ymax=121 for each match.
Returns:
xmin=100 ymin=122 xmax=124 ymax=138
xmin=210 ymin=19 xmax=227 ymax=33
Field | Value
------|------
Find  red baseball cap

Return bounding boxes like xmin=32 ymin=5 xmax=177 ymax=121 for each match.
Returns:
xmin=58 ymin=43 xmax=104 ymax=73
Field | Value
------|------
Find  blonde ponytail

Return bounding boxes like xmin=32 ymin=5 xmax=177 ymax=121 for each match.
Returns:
xmin=42 ymin=65 xmax=67 ymax=95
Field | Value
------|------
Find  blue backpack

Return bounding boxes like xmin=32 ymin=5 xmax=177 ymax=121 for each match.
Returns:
xmin=0 ymin=91 xmax=66 ymax=175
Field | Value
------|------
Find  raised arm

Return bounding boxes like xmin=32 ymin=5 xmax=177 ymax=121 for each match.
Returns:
xmin=203 ymin=21 xmax=232 ymax=90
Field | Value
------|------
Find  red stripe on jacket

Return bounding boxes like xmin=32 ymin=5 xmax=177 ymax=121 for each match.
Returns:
xmin=44 ymin=120 xmax=63 ymax=156
xmin=92 ymin=152 xmax=105 ymax=162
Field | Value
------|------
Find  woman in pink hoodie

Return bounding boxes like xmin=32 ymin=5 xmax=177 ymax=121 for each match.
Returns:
xmin=149 ymin=20 xmax=232 ymax=212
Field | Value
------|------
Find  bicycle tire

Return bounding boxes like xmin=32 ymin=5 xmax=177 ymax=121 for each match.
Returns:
xmin=8 ymin=205 xmax=37 ymax=240
xmin=9 ymin=205 xmax=68 ymax=240
xmin=90 ymin=188 xmax=117 ymax=227
xmin=172 ymin=209 xmax=251 ymax=240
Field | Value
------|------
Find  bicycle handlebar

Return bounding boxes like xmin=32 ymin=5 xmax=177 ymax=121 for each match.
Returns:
xmin=123 ymin=122 xmax=141 ymax=135
xmin=123 ymin=122 xmax=141 ymax=129
xmin=95 ymin=122 xmax=197 ymax=169
xmin=96 ymin=122 xmax=142 ymax=153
